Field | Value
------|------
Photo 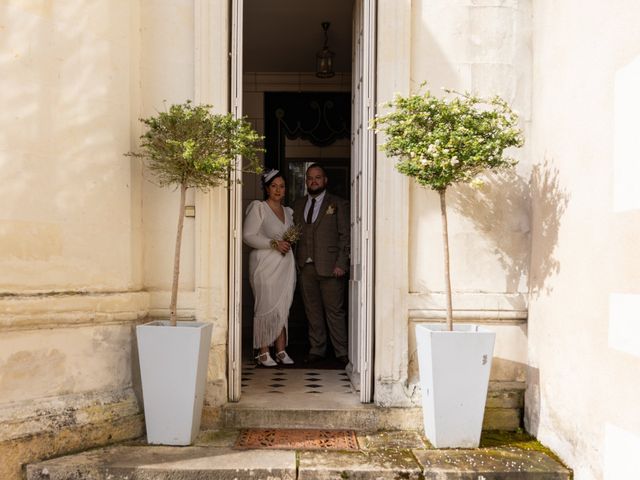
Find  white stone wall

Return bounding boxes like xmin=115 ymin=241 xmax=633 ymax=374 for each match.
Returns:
xmin=0 ymin=1 xmax=142 ymax=293
xmin=408 ymin=0 xmax=532 ymax=300
xmin=375 ymin=0 xmax=532 ymax=405
xmin=0 ymin=2 xmax=147 ymax=477
xmin=527 ymin=1 xmax=640 ymax=478
xmin=139 ymin=0 xmax=197 ymax=316
xmin=0 ymin=0 xmax=144 ymax=398
xmin=1 ymin=2 xmax=233 ymax=475
xmin=137 ymin=3 xmax=232 ymax=360
xmin=6 ymin=3 xmax=639 ymax=478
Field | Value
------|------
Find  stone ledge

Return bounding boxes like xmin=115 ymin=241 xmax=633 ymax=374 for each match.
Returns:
xmin=0 ymin=291 xmax=150 ymax=332
xmin=486 ymin=381 xmax=525 ymax=408
xmin=223 ymin=404 xmax=522 ymax=432
xmin=0 ymin=387 xmax=141 ymax=442
xmin=1 ymin=414 xmax=144 ymax=480
xmin=409 ymin=312 xmax=527 ymax=324
xmin=223 ymin=382 xmax=524 ymax=432
xmin=298 ymin=449 xmax=422 ymax=479
xmin=483 ymin=408 xmax=522 ymax=431
xmin=413 ymin=448 xmax=571 ymax=479
xmin=407 ymin=292 xmax=528 ymax=317
xmin=222 ymin=404 xmax=415 ymax=430
xmin=26 ymin=446 xmax=297 ymax=480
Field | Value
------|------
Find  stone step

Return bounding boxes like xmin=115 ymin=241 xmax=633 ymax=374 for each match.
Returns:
xmin=223 ymin=382 xmax=524 ymax=431
xmin=26 ymin=446 xmax=296 ymax=480
xmin=222 ymin=405 xmax=521 ymax=432
xmin=26 ymin=443 xmax=571 ymax=480
xmin=223 ymin=404 xmax=423 ymax=430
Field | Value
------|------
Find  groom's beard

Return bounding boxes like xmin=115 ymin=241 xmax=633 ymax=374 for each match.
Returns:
xmin=308 ymin=186 xmax=326 ymax=196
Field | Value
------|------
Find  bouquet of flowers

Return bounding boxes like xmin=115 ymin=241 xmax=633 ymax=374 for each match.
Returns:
xmin=281 ymin=224 xmax=302 ymax=244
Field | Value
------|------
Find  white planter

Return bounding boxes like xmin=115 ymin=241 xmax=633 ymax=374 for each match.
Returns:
xmin=415 ymin=323 xmax=495 ymax=448
xmin=136 ymin=320 xmax=213 ymax=445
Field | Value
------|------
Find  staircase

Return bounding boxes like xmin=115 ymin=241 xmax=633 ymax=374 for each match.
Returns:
xmin=26 ymin=374 xmax=570 ymax=479
xmin=26 ymin=429 xmax=571 ymax=480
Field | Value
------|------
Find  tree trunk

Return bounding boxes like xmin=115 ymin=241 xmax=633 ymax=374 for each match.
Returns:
xmin=439 ymin=189 xmax=453 ymax=331
xmin=169 ymin=183 xmax=187 ymax=326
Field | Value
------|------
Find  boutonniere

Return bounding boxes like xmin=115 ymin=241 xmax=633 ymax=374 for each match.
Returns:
xmin=326 ymin=204 xmax=336 ymax=215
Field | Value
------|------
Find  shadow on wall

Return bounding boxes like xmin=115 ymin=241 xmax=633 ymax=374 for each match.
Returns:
xmin=449 ymin=161 xmax=570 ymax=298
xmin=449 ymin=171 xmax=531 ymax=293
xmin=527 ymin=159 xmax=570 ymax=298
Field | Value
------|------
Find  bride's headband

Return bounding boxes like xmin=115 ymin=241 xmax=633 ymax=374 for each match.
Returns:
xmin=262 ymin=169 xmax=279 ymax=184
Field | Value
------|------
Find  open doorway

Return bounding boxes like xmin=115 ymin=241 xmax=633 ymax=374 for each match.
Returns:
xmin=229 ymin=0 xmax=375 ymax=404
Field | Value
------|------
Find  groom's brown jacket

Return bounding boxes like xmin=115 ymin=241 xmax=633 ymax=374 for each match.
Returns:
xmin=293 ymin=192 xmax=350 ymax=277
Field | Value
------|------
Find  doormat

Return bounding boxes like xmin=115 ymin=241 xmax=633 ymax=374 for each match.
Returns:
xmin=235 ymin=428 xmax=359 ymax=450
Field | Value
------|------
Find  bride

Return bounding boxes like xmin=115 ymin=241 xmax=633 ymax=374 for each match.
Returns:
xmin=243 ymin=170 xmax=296 ymax=366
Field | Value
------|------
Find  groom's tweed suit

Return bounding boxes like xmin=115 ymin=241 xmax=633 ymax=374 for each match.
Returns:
xmin=293 ymin=192 xmax=350 ymax=358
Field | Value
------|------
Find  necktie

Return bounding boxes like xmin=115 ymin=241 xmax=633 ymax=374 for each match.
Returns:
xmin=306 ymin=198 xmax=316 ymax=224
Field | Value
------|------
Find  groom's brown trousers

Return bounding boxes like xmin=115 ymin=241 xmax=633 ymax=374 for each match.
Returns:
xmin=299 ymin=263 xmax=348 ymax=358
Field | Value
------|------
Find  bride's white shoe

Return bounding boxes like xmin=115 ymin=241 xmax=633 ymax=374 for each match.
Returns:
xmin=275 ymin=350 xmax=294 ymax=365
xmin=256 ymin=351 xmax=277 ymax=367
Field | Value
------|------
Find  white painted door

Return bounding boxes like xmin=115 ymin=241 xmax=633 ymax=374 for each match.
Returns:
xmin=349 ymin=0 xmax=376 ymax=403
xmin=228 ymin=0 xmax=243 ymax=402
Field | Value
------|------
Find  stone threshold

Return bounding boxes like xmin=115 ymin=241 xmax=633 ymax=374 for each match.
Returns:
xmin=26 ymin=430 xmax=571 ymax=480
xmin=223 ymin=381 xmax=525 ymax=431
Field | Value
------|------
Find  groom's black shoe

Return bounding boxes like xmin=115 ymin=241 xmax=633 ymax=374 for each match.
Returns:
xmin=304 ymin=353 xmax=325 ymax=364
xmin=336 ymin=355 xmax=349 ymax=366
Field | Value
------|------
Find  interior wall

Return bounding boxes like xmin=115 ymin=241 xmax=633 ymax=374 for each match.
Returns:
xmin=243 ymin=0 xmax=353 ymax=73
xmin=527 ymin=1 xmax=640 ymax=478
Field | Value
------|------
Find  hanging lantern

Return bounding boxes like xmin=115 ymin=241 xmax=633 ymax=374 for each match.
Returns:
xmin=316 ymin=22 xmax=335 ymax=78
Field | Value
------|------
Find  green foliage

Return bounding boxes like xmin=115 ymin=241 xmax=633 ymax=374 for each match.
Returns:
xmin=372 ymin=87 xmax=524 ymax=192
xmin=127 ymin=101 xmax=263 ymax=189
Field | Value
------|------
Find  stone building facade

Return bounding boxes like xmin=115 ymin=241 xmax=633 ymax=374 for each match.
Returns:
xmin=1 ymin=1 xmax=638 ymax=479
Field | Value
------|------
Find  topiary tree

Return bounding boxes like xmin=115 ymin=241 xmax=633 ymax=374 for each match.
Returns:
xmin=372 ymin=87 xmax=524 ymax=331
xmin=127 ymin=101 xmax=263 ymax=326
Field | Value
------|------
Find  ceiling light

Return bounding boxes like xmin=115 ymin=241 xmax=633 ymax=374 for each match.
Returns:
xmin=316 ymin=22 xmax=335 ymax=79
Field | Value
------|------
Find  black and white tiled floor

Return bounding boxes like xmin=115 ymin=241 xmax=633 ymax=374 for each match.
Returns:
xmin=238 ymin=361 xmax=360 ymax=408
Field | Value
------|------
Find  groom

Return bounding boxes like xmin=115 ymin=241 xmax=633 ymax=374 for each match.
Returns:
xmin=294 ymin=163 xmax=350 ymax=365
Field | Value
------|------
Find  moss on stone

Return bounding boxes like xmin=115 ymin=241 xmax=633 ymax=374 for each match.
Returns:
xmin=194 ymin=428 xmax=239 ymax=447
xmin=480 ymin=429 xmax=570 ymax=474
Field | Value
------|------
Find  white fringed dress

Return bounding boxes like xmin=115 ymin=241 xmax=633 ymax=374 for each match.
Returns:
xmin=242 ymin=200 xmax=296 ymax=348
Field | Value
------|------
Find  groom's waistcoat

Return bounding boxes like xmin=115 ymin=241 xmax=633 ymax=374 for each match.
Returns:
xmin=299 ymin=220 xmax=315 ymax=266
xmin=293 ymin=193 xmax=350 ymax=277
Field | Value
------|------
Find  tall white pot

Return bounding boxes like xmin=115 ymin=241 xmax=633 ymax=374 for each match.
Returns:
xmin=137 ymin=320 xmax=213 ymax=445
xmin=415 ymin=323 xmax=495 ymax=448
